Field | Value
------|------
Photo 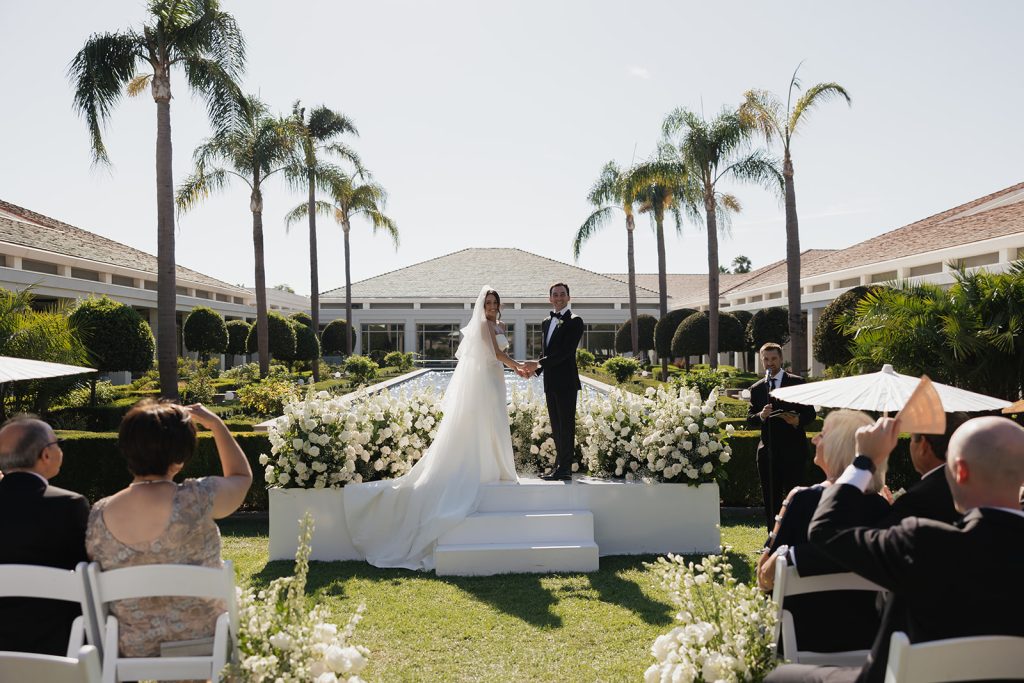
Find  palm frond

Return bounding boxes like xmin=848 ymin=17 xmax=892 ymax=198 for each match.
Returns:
xmin=739 ymin=89 xmax=784 ymax=143
xmin=573 ymin=206 xmax=617 ymax=259
xmin=181 ymin=55 xmax=245 ymax=133
xmin=307 ymin=105 xmax=358 ymax=140
xmin=126 ymin=73 xmax=153 ymax=97
xmin=789 ymin=82 xmax=851 ymax=133
xmin=175 ymin=167 xmax=230 ymax=212
xmin=283 ymin=200 xmax=335 ymax=229
xmin=719 ymin=150 xmax=783 ymax=200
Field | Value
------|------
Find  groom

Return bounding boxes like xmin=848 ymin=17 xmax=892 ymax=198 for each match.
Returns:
xmin=523 ymin=282 xmax=584 ymax=481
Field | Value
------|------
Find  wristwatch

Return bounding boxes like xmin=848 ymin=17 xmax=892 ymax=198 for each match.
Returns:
xmin=852 ymin=455 xmax=876 ymax=474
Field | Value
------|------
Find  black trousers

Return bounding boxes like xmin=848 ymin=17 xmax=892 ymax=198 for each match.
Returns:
xmin=545 ymin=387 xmax=578 ymax=476
xmin=757 ymin=442 xmax=806 ymax=530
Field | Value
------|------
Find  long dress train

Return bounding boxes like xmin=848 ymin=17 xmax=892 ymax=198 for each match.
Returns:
xmin=342 ymin=286 xmax=518 ymax=570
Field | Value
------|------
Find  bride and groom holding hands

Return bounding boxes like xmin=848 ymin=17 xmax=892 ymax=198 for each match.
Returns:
xmin=342 ymin=282 xmax=585 ymax=570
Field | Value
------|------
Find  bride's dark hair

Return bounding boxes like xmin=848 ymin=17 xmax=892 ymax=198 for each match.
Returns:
xmin=484 ymin=289 xmax=502 ymax=320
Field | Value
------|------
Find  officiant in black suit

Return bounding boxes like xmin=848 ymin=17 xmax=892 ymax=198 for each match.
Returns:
xmin=747 ymin=342 xmax=816 ymax=530
xmin=524 ymin=283 xmax=584 ymax=481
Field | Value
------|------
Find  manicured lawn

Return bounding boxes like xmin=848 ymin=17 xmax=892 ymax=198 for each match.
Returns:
xmin=218 ymin=508 xmax=767 ymax=682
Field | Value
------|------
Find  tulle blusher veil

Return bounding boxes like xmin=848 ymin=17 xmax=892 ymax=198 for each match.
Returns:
xmin=342 ymin=285 xmax=518 ymax=570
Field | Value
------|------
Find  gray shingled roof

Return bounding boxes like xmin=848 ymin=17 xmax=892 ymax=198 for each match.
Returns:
xmin=322 ymin=248 xmax=662 ymax=300
xmin=0 ymin=200 xmax=248 ymax=293
xmin=719 ymin=250 xmax=838 ymax=295
xmin=605 ymin=272 xmax=758 ymax=307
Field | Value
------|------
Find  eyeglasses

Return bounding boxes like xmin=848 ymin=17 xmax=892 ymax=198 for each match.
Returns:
xmin=42 ymin=438 xmax=63 ymax=451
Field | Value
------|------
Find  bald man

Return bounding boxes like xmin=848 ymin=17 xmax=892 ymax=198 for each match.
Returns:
xmin=766 ymin=416 xmax=1024 ymax=683
xmin=0 ymin=416 xmax=90 ymax=656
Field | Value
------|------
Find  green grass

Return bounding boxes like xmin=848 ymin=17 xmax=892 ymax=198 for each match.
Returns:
xmin=217 ymin=508 xmax=767 ymax=683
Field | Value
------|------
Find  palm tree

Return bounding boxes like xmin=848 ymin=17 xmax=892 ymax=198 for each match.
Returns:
xmin=741 ymin=66 xmax=851 ymax=375
xmin=285 ymin=174 xmax=398 ymax=356
xmin=284 ymin=102 xmax=361 ymax=381
xmin=69 ymin=0 xmax=245 ymax=400
xmin=176 ymin=95 xmax=295 ymax=378
xmin=731 ymin=255 xmax=753 ymax=273
xmin=573 ymin=161 xmax=643 ymax=357
xmin=662 ymin=106 xmax=781 ymax=369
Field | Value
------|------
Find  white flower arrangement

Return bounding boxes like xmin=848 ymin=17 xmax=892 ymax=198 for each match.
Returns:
xmin=228 ymin=513 xmax=370 ymax=682
xmin=578 ymin=387 xmax=649 ymax=481
xmin=507 ymin=387 xmax=583 ymax=475
xmin=262 ymin=388 xmax=442 ymax=489
xmin=645 ymin=554 xmax=778 ymax=683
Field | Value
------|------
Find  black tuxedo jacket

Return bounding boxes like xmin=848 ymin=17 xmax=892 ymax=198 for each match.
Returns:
xmin=808 ymin=483 xmax=1024 ymax=683
xmin=880 ymin=466 xmax=959 ymax=527
xmin=746 ymin=372 xmax=816 ymax=455
xmin=537 ymin=312 xmax=584 ymax=393
xmin=0 ymin=471 xmax=90 ymax=656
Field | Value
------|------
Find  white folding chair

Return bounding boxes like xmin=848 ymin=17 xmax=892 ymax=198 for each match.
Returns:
xmin=884 ymin=630 xmax=1024 ymax=682
xmin=772 ymin=555 xmax=887 ymax=666
xmin=86 ymin=561 xmax=237 ymax=683
xmin=0 ymin=561 xmax=101 ymax=658
xmin=0 ymin=644 xmax=101 ymax=683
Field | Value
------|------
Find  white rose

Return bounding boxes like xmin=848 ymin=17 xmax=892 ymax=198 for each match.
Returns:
xmin=719 ymin=453 xmax=731 ymax=463
xmin=277 ymin=472 xmax=291 ymax=485
xmin=269 ymin=632 xmax=293 ymax=650
xmin=687 ymin=423 xmax=699 ymax=434
xmin=697 ymin=446 xmax=709 ymax=457
xmin=258 ymin=453 xmax=269 ymax=465
xmin=292 ymin=438 xmax=304 ymax=450
xmin=702 ymin=461 xmax=713 ymax=474
xmin=725 ymin=423 xmax=735 ymax=433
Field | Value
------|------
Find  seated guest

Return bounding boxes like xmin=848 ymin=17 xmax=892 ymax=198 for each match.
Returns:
xmin=86 ymin=400 xmax=252 ymax=658
xmin=0 ymin=416 xmax=90 ymax=655
xmin=767 ymin=416 xmax=1024 ymax=683
xmin=878 ymin=412 xmax=967 ymax=526
xmin=757 ymin=410 xmax=890 ymax=656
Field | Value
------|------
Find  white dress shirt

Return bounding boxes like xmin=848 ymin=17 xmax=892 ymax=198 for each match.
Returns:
xmin=545 ymin=307 xmax=570 ymax=347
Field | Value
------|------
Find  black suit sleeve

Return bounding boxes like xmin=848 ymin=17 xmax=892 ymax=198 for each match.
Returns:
xmin=808 ymin=483 xmax=920 ymax=593
xmin=67 ymin=495 xmax=90 ymax=565
xmin=538 ymin=317 xmax=584 ymax=371
xmin=747 ymin=383 xmax=766 ymax=429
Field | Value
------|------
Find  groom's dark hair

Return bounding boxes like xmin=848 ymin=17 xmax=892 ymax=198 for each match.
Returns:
xmin=549 ymin=282 xmax=570 ymax=297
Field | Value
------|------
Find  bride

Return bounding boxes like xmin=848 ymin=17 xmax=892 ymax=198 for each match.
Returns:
xmin=343 ymin=285 xmax=522 ymax=570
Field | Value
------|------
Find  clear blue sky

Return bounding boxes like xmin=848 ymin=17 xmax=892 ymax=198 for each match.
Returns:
xmin=1 ymin=1 xmax=1021 ymax=295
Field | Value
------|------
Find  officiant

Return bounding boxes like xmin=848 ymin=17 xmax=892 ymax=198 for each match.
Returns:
xmin=746 ymin=342 xmax=816 ymax=531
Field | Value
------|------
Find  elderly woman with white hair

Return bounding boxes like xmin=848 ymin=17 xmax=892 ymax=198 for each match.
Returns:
xmin=756 ymin=408 xmax=891 ymax=656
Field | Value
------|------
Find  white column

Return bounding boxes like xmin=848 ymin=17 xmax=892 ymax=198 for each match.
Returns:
xmin=806 ymin=305 xmax=823 ymax=378
xmin=514 ymin=317 xmax=526 ymax=359
xmin=404 ymin=316 xmax=417 ymax=356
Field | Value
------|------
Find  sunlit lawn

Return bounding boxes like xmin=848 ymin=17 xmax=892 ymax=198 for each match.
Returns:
xmin=219 ymin=508 xmax=766 ymax=683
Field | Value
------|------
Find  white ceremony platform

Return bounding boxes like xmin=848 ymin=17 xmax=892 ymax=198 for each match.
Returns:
xmin=269 ymin=477 xmax=721 ymax=576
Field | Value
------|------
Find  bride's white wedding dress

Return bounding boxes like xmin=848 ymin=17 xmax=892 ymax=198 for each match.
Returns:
xmin=343 ymin=286 xmax=519 ymax=570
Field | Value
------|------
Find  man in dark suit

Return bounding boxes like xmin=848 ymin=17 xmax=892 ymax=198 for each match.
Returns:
xmin=766 ymin=415 xmax=1024 ymax=683
xmin=879 ymin=412 xmax=967 ymax=526
xmin=747 ymin=342 xmax=816 ymax=530
xmin=524 ymin=282 xmax=584 ymax=481
xmin=0 ymin=415 xmax=90 ymax=655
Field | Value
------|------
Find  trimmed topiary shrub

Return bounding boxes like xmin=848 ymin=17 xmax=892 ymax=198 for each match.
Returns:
xmin=813 ymin=285 xmax=879 ymax=367
xmin=321 ymin=319 xmax=356 ymax=356
xmin=291 ymin=321 xmax=321 ymax=366
xmin=226 ymin=320 xmax=251 ymax=356
xmin=183 ymin=306 xmax=228 ymax=361
xmin=344 ymin=355 xmax=379 ymax=385
xmin=718 ymin=312 xmax=747 ymax=352
xmin=671 ymin=311 xmax=709 ymax=357
xmin=383 ymin=351 xmax=414 ymax=372
xmin=614 ymin=314 xmax=657 ymax=354
xmin=69 ymin=296 xmax=155 ymax=373
xmin=246 ymin=311 xmax=297 ymax=360
xmin=654 ymin=308 xmax=697 ymax=360
xmin=747 ymin=307 xmax=790 ymax=351
xmin=575 ymin=348 xmax=596 ymax=370
xmin=602 ymin=356 xmax=641 ymax=383
xmin=289 ymin=311 xmax=314 ymax=328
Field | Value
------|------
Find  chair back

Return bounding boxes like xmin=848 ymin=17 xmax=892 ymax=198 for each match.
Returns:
xmin=884 ymin=630 xmax=1024 ymax=682
xmin=86 ymin=561 xmax=237 ymax=683
xmin=0 ymin=644 xmax=101 ymax=683
xmin=0 ymin=562 xmax=101 ymax=658
xmin=772 ymin=555 xmax=887 ymax=666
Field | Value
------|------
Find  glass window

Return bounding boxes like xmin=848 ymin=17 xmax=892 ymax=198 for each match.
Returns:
xmin=526 ymin=323 xmax=545 ymax=360
xmin=499 ymin=323 xmax=515 ymax=358
xmin=582 ymin=323 xmax=617 ymax=360
xmin=362 ymin=323 xmax=404 ymax=354
xmin=418 ymin=323 xmax=460 ymax=360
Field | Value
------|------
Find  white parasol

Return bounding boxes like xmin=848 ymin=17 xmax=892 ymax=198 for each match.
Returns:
xmin=0 ymin=356 xmax=97 ymax=383
xmin=770 ymin=364 xmax=1011 ymax=413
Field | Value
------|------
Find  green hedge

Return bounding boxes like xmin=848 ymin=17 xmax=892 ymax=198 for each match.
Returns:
xmin=48 ymin=430 xmax=919 ymax=510
xmin=50 ymin=431 xmax=273 ymax=511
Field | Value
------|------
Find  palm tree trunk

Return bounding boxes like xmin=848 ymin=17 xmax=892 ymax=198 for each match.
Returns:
xmin=626 ymin=215 xmax=639 ymax=358
xmin=251 ymin=182 xmax=270 ymax=377
xmin=783 ymin=152 xmax=806 ymax=375
xmin=307 ymin=171 xmax=320 ymax=381
xmin=705 ymin=191 xmax=720 ymax=370
xmin=655 ymin=214 xmax=669 ymax=380
xmin=155 ymin=92 xmax=179 ymax=400
xmin=343 ymin=221 xmax=353 ymax=356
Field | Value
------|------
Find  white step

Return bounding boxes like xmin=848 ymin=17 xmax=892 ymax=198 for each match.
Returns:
xmin=477 ymin=478 xmax=585 ymax=512
xmin=433 ymin=541 xmax=600 ymax=576
xmin=438 ymin=510 xmax=595 ymax=546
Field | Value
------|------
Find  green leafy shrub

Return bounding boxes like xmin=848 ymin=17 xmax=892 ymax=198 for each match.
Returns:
xmin=614 ymin=314 xmax=658 ymax=353
xmin=602 ymin=356 xmax=641 ymax=383
xmin=384 ymin=351 xmax=414 ymax=372
xmin=183 ymin=306 xmax=227 ymax=360
xmin=321 ymin=319 xmax=356 ymax=355
xmin=60 ymin=381 xmax=119 ymax=408
xmin=366 ymin=349 xmax=386 ymax=366
xmin=69 ymin=295 xmax=154 ymax=373
xmin=747 ymin=307 xmax=790 ymax=351
xmin=246 ymin=311 xmax=297 ymax=360
xmin=226 ymin=320 xmax=251 ymax=356
xmin=676 ymin=368 xmax=727 ymax=400
xmin=654 ymin=308 xmax=697 ymax=360
xmin=670 ymin=311 xmax=747 ymax=358
xmin=344 ymin=355 xmax=379 ymax=385
xmin=236 ymin=377 xmax=298 ymax=417
xmin=289 ymin=311 xmax=314 ymax=328
xmin=575 ymin=348 xmax=596 ymax=370
xmin=813 ymin=286 xmax=879 ymax=368
xmin=222 ymin=362 xmax=260 ymax=384
xmin=279 ymin=320 xmax=320 ymax=369
xmin=181 ymin=360 xmax=218 ymax=404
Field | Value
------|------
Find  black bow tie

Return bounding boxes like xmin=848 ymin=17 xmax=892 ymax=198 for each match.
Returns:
xmin=550 ymin=311 xmax=563 ymax=320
